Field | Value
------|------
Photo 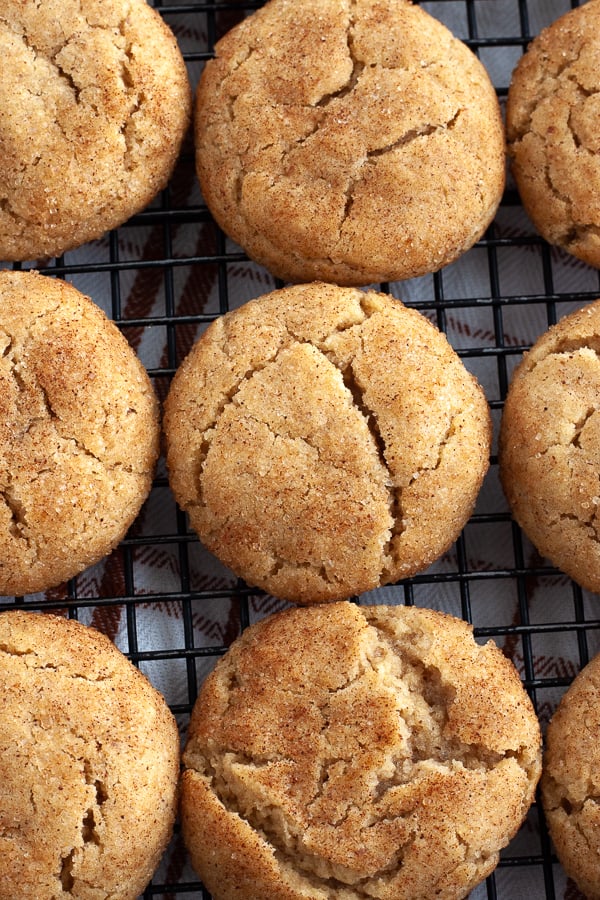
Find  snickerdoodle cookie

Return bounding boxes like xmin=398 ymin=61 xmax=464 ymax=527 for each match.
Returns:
xmin=164 ymin=282 xmax=491 ymax=604
xmin=499 ymin=300 xmax=600 ymax=593
xmin=0 ymin=610 xmax=179 ymax=900
xmin=0 ymin=270 xmax=159 ymax=596
xmin=506 ymin=2 xmax=600 ymax=267
xmin=541 ymin=650 xmax=600 ymax=899
xmin=0 ymin=0 xmax=191 ymax=261
xmin=181 ymin=601 xmax=542 ymax=900
xmin=195 ymin=0 xmax=505 ymax=285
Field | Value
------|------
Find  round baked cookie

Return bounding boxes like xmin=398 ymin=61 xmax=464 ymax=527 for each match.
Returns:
xmin=0 ymin=270 xmax=159 ymax=596
xmin=541 ymin=651 xmax=600 ymax=899
xmin=181 ymin=601 xmax=542 ymax=900
xmin=195 ymin=0 xmax=505 ymax=286
xmin=164 ymin=282 xmax=491 ymax=604
xmin=499 ymin=300 xmax=600 ymax=593
xmin=506 ymin=2 xmax=600 ymax=268
xmin=0 ymin=610 xmax=180 ymax=900
xmin=0 ymin=0 xmax=191 ymax=261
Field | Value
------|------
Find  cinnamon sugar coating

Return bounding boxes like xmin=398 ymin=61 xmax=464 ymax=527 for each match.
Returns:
xmin=195 ymin=0 xmax=505 ymax=285
xmin=164 ymin=282 xmax=491 ymax=604
xmin=0 ymin=0 xmax=191 ymax=261
xmin=0 ymin=271 xmax=159 ymax=596
xmin=181 ymin=601 xmax=542 ymax=900
xmin=507 ymin=2 xmax=600 ymax=267
xmin=0 ymin=610 xmax=180 ymax=900
xmin=542 ymin=651 xmax=600 ymax=899
xmin=499 ymin=300 xmax=600 ymax=593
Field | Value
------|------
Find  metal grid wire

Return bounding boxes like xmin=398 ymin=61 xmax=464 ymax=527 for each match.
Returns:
xmin=1 ymin=0 xmax=599 ymax=897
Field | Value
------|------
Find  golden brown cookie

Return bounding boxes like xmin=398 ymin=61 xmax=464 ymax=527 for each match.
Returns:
xmin=163 ymin=282 xmax=491 ymax=604
xmin=506 ymin=2 xmax=600 ymax=267
xmin=541 ymin=650 xmax=600 ymax=899
xmin=181 ymin=601 xmax=542 ymax=900
xmin=0 ymin=270 xmax=159 ymax=596
xmin=0 ymin=0 xmax=191 ymax=261
xmin=195 ymin=0 xmax=505 ymax=286
xmin=0 ymin=609 xmax=180 ymax=900
xmin=499 ymin=300 xmax=600 ymax=593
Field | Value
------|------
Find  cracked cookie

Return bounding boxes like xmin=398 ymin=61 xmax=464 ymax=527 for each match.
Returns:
xmin=195 ymin=0 xmax=505 ymax=286
xmin=181 ymin=600 xmax=542 ymax=900
xmin=0 ymin=0 xmax=191 ymax=261
xmin=499 ymin=300 xmax=600 ymax=593
xmin=0 ymin=270 xmax=159 ymax=596
xmin=0 ymin=610 xmax=180 ymax=900
xmin=541 ymin=650 xmax=600 ymax=900
xmin=164 ymin=282 xmax=491 ymax=604
xmin=506 ymin=2 xmax=600 ymax=268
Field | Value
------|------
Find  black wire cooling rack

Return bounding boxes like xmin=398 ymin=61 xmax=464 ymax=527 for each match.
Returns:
xmin=1 ymin=1 xmax=599 ymax=898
